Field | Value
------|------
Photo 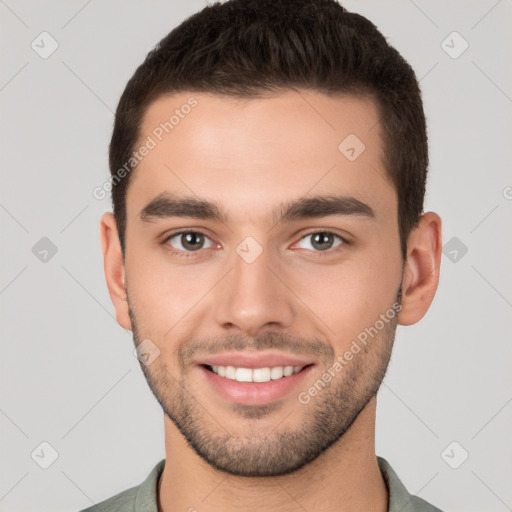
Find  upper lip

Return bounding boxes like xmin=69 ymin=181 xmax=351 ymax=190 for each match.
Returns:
xmin=198 ymin=352 xmax=315 ymax=369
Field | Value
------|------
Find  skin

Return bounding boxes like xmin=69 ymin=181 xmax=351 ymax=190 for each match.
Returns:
xmin=100 ymin=90 xmax=442 ymax=512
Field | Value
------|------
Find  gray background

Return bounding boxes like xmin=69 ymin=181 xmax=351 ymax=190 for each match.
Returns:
xmin=1 ymin=1 xmax=511 ymax=511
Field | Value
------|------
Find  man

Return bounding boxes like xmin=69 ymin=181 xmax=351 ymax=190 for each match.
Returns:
xmin=86 ymin=0 xmax=444 ymax=510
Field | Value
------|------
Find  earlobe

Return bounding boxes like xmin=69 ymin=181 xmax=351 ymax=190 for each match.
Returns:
xmin=100 ymin=212 xmax=132 ymax=331
xmin=397 ymin=212 xmax=442 ymax=326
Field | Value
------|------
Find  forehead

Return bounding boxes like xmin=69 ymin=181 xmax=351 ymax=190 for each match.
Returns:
xmin=127 ymin=90 xmax=395 ymax=222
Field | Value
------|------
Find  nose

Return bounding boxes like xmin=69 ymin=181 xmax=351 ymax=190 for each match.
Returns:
xmin=212 ymin=243 xmax=295 ymax=337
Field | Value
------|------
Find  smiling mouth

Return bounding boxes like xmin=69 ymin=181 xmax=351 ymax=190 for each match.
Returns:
xmin=202 ymin=364 xmax=313 ymax=383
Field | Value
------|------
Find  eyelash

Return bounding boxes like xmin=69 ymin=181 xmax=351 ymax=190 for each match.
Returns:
xmin=161 ymin=229 xmax=349 ymax=259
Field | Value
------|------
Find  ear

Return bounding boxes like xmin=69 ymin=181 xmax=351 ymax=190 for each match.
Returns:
xmin=99 ymin=212 xmax=132 ymax=331
xmin=397 ymin=212 xmax=442 ymax=326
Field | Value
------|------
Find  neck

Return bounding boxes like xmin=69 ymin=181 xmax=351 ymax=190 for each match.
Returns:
xmin=158 ymin=397 xmax=388 ymax=512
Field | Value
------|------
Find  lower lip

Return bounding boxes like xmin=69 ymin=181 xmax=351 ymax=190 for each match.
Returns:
xmin=199 ymin=365 xmax=314 ymax=406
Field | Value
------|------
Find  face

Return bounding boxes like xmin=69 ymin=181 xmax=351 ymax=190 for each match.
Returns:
xmin=122 ymin=90 xmax=404 ymax=476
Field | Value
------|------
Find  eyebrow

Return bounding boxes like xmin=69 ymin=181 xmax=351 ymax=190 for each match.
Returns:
xmin=139 ymin=192 xmax=375 ymax=225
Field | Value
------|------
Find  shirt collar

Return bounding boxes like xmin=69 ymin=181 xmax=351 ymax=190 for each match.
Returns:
xmin=137 ymin=456 xmax=421 ymax=512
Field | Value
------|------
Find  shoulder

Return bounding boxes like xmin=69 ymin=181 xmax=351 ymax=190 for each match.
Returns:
xmin=78 ymin=485 xmax=138 ymax=512
xmin=77 ymin=458 xmax=166 ymax=512
xmin=401 ymin=493 xmax=445 ymax=512
xmin=377 ymin=456 xmax=445 ymax=512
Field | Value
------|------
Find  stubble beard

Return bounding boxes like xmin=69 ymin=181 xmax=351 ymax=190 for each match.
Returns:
xmin=128 ymin=297 xmax=398 ymax=477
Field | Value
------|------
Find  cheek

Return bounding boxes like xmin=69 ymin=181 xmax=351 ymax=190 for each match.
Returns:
xmin=126 ymin=247 xmax=208 ymax=339
xmin=287 ymin=255 xmax=400 ymax=345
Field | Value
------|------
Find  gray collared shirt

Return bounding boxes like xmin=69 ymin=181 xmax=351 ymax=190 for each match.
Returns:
xmin=79 ymin=456 xmax=444 ymax=511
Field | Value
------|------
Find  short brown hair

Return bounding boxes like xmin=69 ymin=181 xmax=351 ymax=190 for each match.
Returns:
xmin=109 ymin=0 xmax=428 ymax=261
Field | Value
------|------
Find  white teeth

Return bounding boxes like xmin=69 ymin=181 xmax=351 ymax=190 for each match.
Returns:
xmin=270 ymin=366 xmax=284 ymax=380
xmin=253 ymin=367 xmax=271 ymax=382
xmin=209 ymin=364 xmax=305 ymax=383
xmin=235 ymin=367 xmax=253 ymax=382
xmin=283 ymin=366 xmax=293 ymax=377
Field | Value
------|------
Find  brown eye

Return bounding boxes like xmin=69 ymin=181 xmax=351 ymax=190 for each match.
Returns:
xmin=166 ymin=232 xmax=213 ymax=252
xmin=296 ymin=232 xmax=345 ymax=252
